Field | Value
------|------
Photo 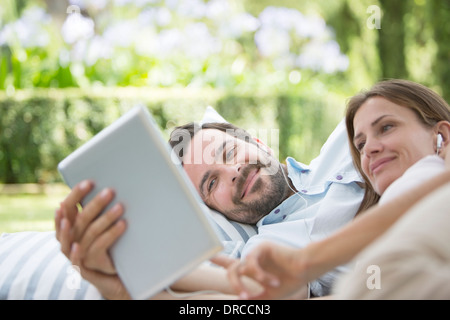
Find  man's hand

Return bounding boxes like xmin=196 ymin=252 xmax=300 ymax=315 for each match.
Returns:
xmin=55 ymin=180 xmax=125 ymax=275
xmin=212 ymin=243 xmax=309 ymax=300
xmin=70 ymin=242 xmax=130 ymax=300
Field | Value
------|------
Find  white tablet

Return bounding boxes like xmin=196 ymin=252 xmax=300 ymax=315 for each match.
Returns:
xmin=58 ymin=105 xmax=222 ymax=300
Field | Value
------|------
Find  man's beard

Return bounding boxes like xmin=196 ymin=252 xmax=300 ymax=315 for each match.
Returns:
xmin=222 ymin=162 xmax=289 ymax=224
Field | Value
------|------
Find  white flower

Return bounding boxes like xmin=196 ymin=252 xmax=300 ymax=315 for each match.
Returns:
xmin=61 ymin=13 xmax=95 ymax=44
xmin=0 ymin=7 xmax=51 ymax=48
xmin=138 ymin=8 xmax=172 ymax=27
xmin=155 ymin=7 xmax=172 ymax=26
xmin=297 ymin=40 xmax=349 ymax=73
xmin=70 ymin=0 xmax=108 ymax=11
xmin=182 ymin=23 xmax=221 ymax=60
xmin=114 ymin=0 xmax=159 ymax=7
xmin=85 ymin=35 xmax=113 ymax=66
xmin=70 ymin=39 xmax=88 ymax=63
xmin=205 ymin=0 xmax=232 ymax=21
xmin=157 ymin=28 xmax=184 ymax=56
xmin=294 ymin=15 xmax=329 ymax=39
xmin=255 ymin=27 xmax=290 ymax=58
xmin=103 ymin=20 xmax=139 ymax=47
xmin=219 ymin=13 xmax=260 ymax=38
xmin=176 ymin=0 xmax=206 ymax=19
xmin=258 ymin=6 xmax=302 ymax=31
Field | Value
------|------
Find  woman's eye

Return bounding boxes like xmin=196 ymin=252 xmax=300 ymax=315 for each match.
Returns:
xmin=382 ymin=124 xmax=393 ymax=132
xmin=356 ymin=141 xmax=365 ymax=153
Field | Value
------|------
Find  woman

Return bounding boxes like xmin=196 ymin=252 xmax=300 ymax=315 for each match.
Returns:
xmin=332 ymin=80 xmax=450 ymax=299
xmin=215 ymin=79 xmax=450 ymax=299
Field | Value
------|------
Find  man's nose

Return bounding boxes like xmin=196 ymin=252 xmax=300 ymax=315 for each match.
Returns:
xmin=223 ymin=163 xmax=241 ymax=184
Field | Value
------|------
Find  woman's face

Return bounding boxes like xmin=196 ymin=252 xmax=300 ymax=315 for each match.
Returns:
xmin=353 ymin=96 xmax=435 ymax=195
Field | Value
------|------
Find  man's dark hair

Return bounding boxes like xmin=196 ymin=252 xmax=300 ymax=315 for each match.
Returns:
xmin=169 ymin=122 xmax=257 ymax=164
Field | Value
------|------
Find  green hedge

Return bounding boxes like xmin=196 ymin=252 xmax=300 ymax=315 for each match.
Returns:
xmin=0 ymin=87 xmax=346 ymax=184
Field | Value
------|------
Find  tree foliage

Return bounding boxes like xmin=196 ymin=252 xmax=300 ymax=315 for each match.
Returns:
xmin=0 ymin=0 xmax=449 ymax=183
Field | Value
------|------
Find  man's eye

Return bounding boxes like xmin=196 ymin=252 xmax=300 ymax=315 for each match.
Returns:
xmin=208 ymin=178 xmax=216 ymax=192
xmin=226 ymin=146 xmax=236 ymax=161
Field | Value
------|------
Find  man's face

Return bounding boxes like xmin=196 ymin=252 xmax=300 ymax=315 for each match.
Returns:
xmin=182 ymin=129 xmax=289 ymax=224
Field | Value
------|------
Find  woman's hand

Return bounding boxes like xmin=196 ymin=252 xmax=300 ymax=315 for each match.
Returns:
xmin=212 ymin=242 xmax=309 ymax=300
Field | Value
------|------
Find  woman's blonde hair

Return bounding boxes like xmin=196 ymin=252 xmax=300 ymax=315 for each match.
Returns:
xmin=345 ymin=79 xmax=450 ymax=214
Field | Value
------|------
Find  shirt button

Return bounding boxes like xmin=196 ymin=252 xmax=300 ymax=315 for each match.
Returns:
xmin=336 ymin=175 xmax=343 ymax=180
xmin=301 ymin=189 xmax=308 ymax=193
xmin=274 ymin=209 xmax=280 ymax=214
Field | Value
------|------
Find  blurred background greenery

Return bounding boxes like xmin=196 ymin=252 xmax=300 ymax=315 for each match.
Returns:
xmin=1 ymin=0 xmax=449 ymax=233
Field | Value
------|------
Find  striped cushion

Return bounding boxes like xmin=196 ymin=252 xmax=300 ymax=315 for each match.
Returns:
xmin=0 ymin=212 xmax=257 ymax=299
xmin=205 ymin=209 xmax=258 ymax=259
xmin=0 ymin=231 xmax=102 ymax=300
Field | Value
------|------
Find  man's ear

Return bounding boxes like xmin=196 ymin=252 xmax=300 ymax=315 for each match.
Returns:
xmin=253 ymin=137 xmax=274 ymax=156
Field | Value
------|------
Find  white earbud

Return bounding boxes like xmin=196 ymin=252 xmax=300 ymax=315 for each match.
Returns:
xmin=436 ymin=133 xmax=443 ymax=154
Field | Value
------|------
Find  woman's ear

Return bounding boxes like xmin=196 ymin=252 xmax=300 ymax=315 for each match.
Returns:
xmin=253 ymin=137 xmax=274 ymax=156
xmin=435 ymin=121 xmax=450 ymax=157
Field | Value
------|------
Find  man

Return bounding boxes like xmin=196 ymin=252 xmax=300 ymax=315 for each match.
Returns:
xmin=56 ymin=117 xmax=364 ymax=298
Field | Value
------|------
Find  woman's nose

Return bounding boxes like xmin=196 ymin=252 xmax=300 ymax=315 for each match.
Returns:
xmin=363 ymin=137 xmax=382 ymax=156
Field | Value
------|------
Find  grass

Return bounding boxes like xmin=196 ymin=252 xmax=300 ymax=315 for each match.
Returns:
xmin=0 ymin=184 xmax=70 ymax=235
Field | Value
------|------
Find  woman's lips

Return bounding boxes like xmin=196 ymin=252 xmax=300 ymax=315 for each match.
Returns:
xmin=370 ymin=157 xmax=395 ymax=175
xmin=241 ymin=168 xmax=260 ymax=199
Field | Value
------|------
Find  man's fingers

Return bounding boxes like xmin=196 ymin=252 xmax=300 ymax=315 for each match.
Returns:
xmin=59 ymin=217 xmax=72 ymax=259
xmin=72 ymin=188 xmax=115 ymax=242
xmin=210 ymin=255 xmax=255 ymax=297
xmin=84 ymin=219 xmax=127 ymax=274
xmin=55 ymin=206 xmax=63 ymax=241
xmin=89 ymin=219 xmax=126 ymax=253
xmin=210 ymin=254 xmax=238 ymax=268
xmin=69 ymin=242 xmax=95 ymax=283
xmin=60 ymin=180 xmax=94 ymax=225
xmin=78 ymin=203 xmax=124 ymax=253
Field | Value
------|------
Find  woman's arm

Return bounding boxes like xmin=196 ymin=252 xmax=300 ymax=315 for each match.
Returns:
xmin=311 ymin=170 xmax=450 ymax=272
xmin=220 ymin=170 xmax=450 ymax=299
